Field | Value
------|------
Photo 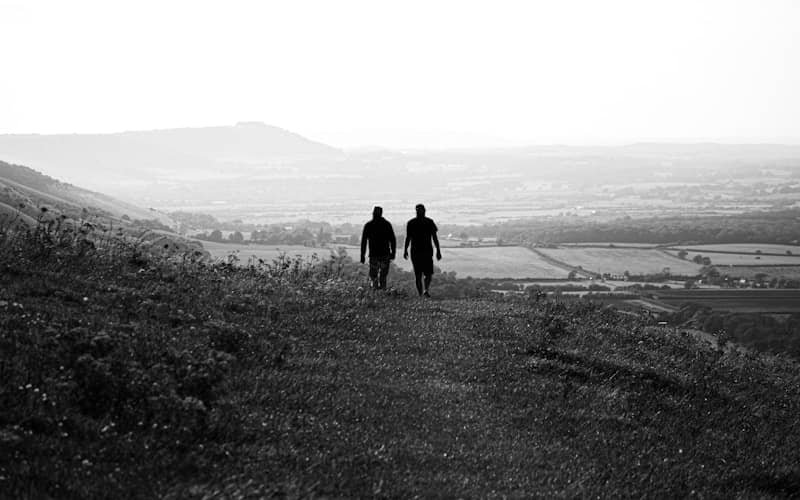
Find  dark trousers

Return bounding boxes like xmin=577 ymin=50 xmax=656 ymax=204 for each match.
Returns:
xmin=369 ymin=256 xmax=391 ymax=289
xmin=411 ymin=252 xmax=434 ymax=295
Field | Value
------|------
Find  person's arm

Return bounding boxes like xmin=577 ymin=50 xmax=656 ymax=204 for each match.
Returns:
xmin=403 ymin=222 xmax=411 ymax=259
xmin=432 ymin=228 xmax=442 ymax=260
xmin=360 ymin=224 xmax=368 ymax=263
xmin=389 ymin=223 xmax=397 ymax=260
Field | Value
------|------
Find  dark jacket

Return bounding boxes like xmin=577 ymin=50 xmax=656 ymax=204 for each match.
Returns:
xmin=361 ymin=217 xmax=396 ymax=259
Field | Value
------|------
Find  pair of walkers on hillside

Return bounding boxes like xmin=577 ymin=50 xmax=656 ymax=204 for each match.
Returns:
xmin=360 ymin=204 xmax=442 ymax=296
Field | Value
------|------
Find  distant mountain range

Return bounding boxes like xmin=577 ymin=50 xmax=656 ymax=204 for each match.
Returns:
xmin=3 ymin=123 xmax=800 ymax=225
xmin=0 ymin=122 xmax=342 ymax=192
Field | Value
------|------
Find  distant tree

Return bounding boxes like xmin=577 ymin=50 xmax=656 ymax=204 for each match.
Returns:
xmin=209 ymin=229 xmax=223 ymax=242
xmin=787 ymin=250 xmax=793 ymax=255
xmin=228 ymin=231 xmax=244 ymax=243
xmin=677 ymin=250 xmax=688 ymax=259
xmin=567 ymin=270 xmax=577 ymax=280
xmin=692 ymin=254 xmax=704 ymax=264
xmin=702 ymin=256 xmax=712 ymax=266
xmin=317 ymin=227 xmax=331 ymax=245
xmin=684 ymin=279 xmax=695 ymax=289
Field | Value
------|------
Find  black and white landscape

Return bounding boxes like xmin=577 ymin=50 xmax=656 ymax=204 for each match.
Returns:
xmin=2 ymin=1 xmax=800 ymax=498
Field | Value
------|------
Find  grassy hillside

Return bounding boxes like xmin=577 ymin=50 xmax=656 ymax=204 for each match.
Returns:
xmin=0 ymin=160 xmax=173 ymax=226
xmin=2 ymin=222 xmax=800 ymax=498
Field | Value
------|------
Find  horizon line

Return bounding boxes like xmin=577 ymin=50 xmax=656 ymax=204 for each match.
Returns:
xmin=2 ymin=123 xmax=800 ymax=151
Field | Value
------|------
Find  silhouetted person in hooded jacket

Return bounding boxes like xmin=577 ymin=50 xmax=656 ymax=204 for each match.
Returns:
xmin=360 ymin=206 xmax=396 ymax=290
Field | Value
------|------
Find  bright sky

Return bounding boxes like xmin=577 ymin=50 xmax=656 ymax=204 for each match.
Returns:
xmin=1 ymin=0 xmax=798 ymax=148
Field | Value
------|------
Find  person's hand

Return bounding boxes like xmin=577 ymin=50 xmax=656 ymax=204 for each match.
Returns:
xmin=403 ymin=251 xmax=409 ymax=260
xmin=360 ymin=255 xmax=365 ymax=264
xmin=436 ymin=249 xmax=442 ymax=261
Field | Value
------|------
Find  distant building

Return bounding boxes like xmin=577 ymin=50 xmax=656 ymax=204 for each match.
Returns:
xmin=333 ymin=234 xmax=352 ymax=244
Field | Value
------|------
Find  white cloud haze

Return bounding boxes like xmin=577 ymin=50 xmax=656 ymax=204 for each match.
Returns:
xmin=1 ymin=0 xmax=798 ymax=148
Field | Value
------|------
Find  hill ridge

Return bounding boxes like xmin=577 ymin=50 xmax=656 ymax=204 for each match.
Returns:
xmin=0 ymin=159 xmax=174 ymax=226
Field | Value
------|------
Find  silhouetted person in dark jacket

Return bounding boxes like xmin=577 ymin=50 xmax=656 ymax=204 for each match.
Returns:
xmin=404 ymin=204 xmax=441 ymax=297
xmin=360 ymin=206 xmax=397 ymax=290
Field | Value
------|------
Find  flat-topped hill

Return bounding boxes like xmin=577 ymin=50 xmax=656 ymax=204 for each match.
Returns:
xmin=0 ymin=123 xmax=340 ymax=176
xmin=1 ymin=223 xmax=799 ymax=498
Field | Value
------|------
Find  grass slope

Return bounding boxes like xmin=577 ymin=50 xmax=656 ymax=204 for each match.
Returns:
xmin=0 ymin=160 xmax=173 ymax=226
xmin=201 ymin=241 xmax=355 ymax=264
xmin=2 ymin=226 xmax=800 ymax=498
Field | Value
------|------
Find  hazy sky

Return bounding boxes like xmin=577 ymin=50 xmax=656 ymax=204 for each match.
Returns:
xmin=1 ymin=0 xmax=798 ymax=148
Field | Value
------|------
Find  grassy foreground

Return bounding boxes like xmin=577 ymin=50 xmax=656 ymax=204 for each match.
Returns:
xmin=2 ymin=222 xmax=800 ymax=498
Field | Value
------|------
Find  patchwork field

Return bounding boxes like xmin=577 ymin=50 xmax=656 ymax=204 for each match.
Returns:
xmin=664 ymin=250 xmax=800 ymax=266
xmin=200 ymin=242 xmax=568 ymax=279
xmin=562 ymin=242 xmax=661 ymax=248
xmin=200 ymin=241 xmax=800 ymax=281
xmin=722 ymin=266 xmax=800 ymax=280
xmin=394 ymin=246 xmax=568 ymax=279
xmin=536 ymin=247 xmax=702 ymax=276
xmin=670 ymin=243 xmax=800 ymax=254
xmin=651 ymin=289 xmax=800 ymax=313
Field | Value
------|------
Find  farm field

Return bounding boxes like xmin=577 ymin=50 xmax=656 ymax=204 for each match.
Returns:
xmin=670 ymin=243 xmax=800 ymax=255
xmin=393 ymin=246 xmax=569 ymax=279
xmin=535 ymin=247 xmax=702 ymax=276
xmin=664 ymin=250 xmax=800 ymax=266
xmin=651 ymin=289 xmax=800 ymax=313
xmin=520 ymin=279 xmax=693 ymax=289
xmin=561 ymin=242 xmax=661 ymax=248
xmin=438 ymin=238 xmax=479 ymax=248
xmin=201 ymin=242 xmax=568 ymax=279
xmin=720 ymin=266 xmax=800 ymax=280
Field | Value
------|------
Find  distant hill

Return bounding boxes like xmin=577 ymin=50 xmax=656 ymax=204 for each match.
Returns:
xmin=120 ymin=122 xmax=340 ymax=162
xmin=0 ymin=123 xmax=343 ymax=192
xmin=0 ymin=160 xmax=173 ymax=226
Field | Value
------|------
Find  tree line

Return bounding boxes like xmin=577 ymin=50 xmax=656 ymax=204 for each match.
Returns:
xmin=437 ymin=210 xmax=800 ymax=246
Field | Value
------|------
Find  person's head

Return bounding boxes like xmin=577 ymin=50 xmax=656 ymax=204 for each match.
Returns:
xmin=415 ymin=204 xmax=425 ymax=218
xmin=372 ymin=206 xmax=383 ymax=219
